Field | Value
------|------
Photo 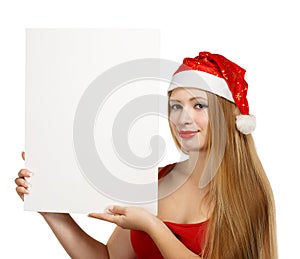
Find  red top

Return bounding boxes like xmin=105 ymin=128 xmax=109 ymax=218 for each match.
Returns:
xmin=130 ymin=163 xmax=209 ymax=258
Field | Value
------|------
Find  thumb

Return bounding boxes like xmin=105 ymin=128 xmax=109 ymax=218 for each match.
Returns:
xmin=108 ymin=205 xmax=126 ymax=215
xmin=21 ymin=151 xmax=25 ymax=161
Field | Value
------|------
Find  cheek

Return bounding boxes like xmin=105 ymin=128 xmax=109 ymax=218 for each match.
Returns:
xmin=195 ymin=111 xmax=209 ymax=131
xmin=169 ymin=121 xmax=179 ymax=138
xmin=169 ymin=112 xmax=179 ymax=126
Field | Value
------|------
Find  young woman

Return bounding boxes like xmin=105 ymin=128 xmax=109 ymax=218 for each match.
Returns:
xmin=15 ymin=51 xmax=277 ymax=258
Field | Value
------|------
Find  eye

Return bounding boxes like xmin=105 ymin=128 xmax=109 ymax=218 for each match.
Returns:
xmin=170 ymin=104 xmax=182 ymax=110
xmin=195 ymin=103 xmax=208 ymax=109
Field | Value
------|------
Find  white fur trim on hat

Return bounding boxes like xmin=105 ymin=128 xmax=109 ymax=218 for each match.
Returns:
xmin=236 ymin=114 xmax=256 ymax=134
xmin=169 ymin=70 xmax=235 ymax=103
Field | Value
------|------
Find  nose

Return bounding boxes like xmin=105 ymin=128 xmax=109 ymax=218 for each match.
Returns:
xmin=179 ymin=108 xmax=193 ymax=125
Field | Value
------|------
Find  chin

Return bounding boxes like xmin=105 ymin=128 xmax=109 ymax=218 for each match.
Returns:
xmin=180 ymin=142 xmax=209 ymax=154
xmin=181 ymin=146 xmax=203 ymax=153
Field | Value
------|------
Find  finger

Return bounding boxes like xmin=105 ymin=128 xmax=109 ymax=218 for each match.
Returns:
xmin=88 ymin=213 xmax=118 ymax=224
xmin=15 ymin=177 xmax=31 ymax=188
xmin=16 ymin=186 xmax=29 ymax=196
xmin=21 ymin=151 xmax=25 ymax=161
xmin=16 ymin=185 xmax=30 ymax=194
xmin=109 ymin=205 xmax=126 ymax=215
xmin=18 ymin=169 xmax=32 ymax=178
xmin=16 ymin=186 xmax=29 ymax=202
xmin=16 ymin=190 xmax=24 ymax=201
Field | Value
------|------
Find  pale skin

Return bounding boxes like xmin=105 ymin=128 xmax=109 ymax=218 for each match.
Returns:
xmin=15 ymin=88 xmax=210 ymax=259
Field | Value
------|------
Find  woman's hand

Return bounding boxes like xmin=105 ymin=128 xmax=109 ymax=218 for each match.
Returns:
xmin=88 ymin=205 xmax=159 ymax=233
xmin=15 ymin=151 xmax=32 ymax=201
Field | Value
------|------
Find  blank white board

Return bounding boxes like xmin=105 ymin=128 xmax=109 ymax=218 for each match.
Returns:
xmin=25 ymin=29 xmax=160 ymax=214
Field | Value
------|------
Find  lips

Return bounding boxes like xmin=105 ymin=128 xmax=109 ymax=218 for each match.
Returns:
xmin=179 ymin=130 xmax=200 ymax=138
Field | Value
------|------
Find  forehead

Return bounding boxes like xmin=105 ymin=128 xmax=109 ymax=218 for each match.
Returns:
xmin=169 ymin=87 xmax=208 ymax=99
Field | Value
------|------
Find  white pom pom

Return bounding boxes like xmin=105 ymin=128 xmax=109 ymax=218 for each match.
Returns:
xmin=236 ymin=114 xmax=256 ymax=134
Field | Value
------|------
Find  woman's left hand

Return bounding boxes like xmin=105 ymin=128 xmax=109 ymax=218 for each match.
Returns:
xmin=88 ymin=205 xmax=159 ymax=232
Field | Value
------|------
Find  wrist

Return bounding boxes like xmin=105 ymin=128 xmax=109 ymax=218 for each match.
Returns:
xmin=145 ymin=216 xmax=164 ymax=235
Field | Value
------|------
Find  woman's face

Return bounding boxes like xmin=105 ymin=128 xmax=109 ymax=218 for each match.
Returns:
xmin=169 ymin=87 xmax=210 ymax=153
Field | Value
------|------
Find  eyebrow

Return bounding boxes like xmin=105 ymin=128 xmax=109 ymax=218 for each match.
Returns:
xmin=169 ymin=96 xmax=208 ymax=102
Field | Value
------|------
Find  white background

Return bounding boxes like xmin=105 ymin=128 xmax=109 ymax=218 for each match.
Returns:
xmin=0 ymin=0 xmax=299 ymax=258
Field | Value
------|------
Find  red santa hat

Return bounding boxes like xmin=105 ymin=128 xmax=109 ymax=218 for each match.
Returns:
xmin=169 ymin=51 xmax=256 ymax=135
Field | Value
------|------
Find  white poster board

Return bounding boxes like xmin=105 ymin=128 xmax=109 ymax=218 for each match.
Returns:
xmin=25 ymin=29 xmax=160 ymax=214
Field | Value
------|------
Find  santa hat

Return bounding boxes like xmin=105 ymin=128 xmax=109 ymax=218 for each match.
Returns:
xmin=169 ymin=51 xmax=256 ymax=135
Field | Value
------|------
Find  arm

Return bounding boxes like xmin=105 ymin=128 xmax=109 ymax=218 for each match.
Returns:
xmin=16 ymin=167 xmax=135 ymax=259
xmin=42 ymin=213 xmax=136 ymax=259
xmin=89 ymin=206 xmax=202 ymax=259
xmin=41 ymin=212 xmax=109 ymax=259
xmin=147 ymin=219 xmax=202 ymax=259
xmin=107 ymin=226 xmax=136 ymax=259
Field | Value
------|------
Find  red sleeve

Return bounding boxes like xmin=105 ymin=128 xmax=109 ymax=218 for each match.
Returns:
xmin=158 ymin=163 xmax=176 ymax=180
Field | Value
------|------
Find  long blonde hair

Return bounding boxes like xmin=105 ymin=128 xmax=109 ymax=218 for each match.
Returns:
xmin=168 ymin=91 xmax=278 ymax=258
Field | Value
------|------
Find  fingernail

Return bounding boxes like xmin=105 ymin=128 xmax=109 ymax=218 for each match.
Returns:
xmin=25 ymin=182 xmax=31 ymax=188
xmin=105 ymin=206 xmax=114 ymax=214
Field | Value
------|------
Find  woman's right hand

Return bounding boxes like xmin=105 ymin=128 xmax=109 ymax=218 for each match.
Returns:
xmin=15 ymin=151 xmax=31 ymax=201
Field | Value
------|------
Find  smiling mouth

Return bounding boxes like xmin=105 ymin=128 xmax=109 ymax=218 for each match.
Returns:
xmin=179 ymin=130 xmax=200 ymax=138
